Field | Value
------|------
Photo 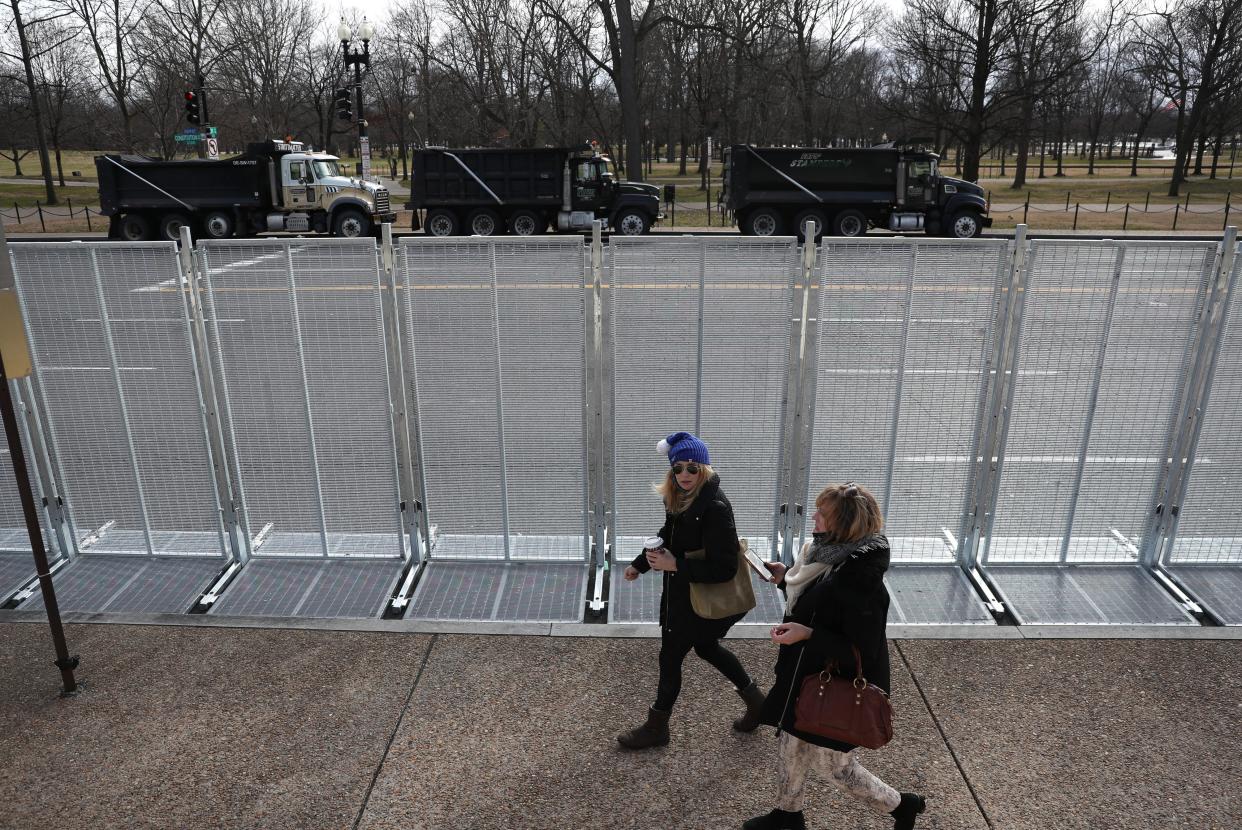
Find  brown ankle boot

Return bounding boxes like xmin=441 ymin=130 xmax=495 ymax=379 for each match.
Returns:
xmin=617 ymin=707 xmax=670 ymax=749
xmin=733 ymin=682 xmax=766 ymax=732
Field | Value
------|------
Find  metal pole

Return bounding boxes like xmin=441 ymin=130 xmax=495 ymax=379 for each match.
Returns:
xmin=1059 ymin=245 xmax=1126 ymax=563
xmin=882 ymin=246 xmax=916 ymax=516
xmin=0 ymin=224 xmax=80 ymax=696
xmin=488 ymin=243 xmax=511 ymax=560
xmin=694 ymin=240 xmax=705 ymax=433
xmin=284 ymin=245 xmax=331 ymax=557
xmin=91 ymin=249 xmax=155 ymax=556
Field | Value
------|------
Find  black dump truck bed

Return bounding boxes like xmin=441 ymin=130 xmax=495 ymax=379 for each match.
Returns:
xmin=409 ymin=148 xmax=566 ymax=206
xmin=95 ymin=152 xmax=269 ymax=214
xmin=725 ymin=146 xmax=900 ymax=207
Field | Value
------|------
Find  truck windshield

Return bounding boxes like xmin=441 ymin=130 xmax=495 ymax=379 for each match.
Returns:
xmin=598 ymin=160 xmax=613 ymax=178
xmin=312 ymin=160 xmax=342 ymax=179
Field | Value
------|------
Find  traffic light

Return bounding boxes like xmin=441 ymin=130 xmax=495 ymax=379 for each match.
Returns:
xmin=184 ymin=90 xmax=200 ymax=125
xmin=334 ymin=87 xmax=353 ymax=121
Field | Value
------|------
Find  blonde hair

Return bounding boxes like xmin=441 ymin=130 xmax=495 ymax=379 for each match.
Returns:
xmin=815 ymin=482 xmax=883 ymax=542
xmin=655 ymin=463 xmax=716 ymax=514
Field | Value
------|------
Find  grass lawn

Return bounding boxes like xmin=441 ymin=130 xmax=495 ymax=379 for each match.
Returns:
xmin=0 ymin=150 xmax=104 ymax=181
xmin=0 ymin=182 xmax=99 ymax=211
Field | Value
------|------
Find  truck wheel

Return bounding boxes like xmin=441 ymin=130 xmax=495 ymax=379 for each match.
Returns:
xmin=744 ymin=208 xmax=782 ymax=237
xmin=425 ymin=209 xmax=459 ymax=237
xmin=947 ymin=210 xmax=983 ymax=238
xmin=467 ymin=209 xmax=503 ymax=236
xmin=158 ymin=213 xmax=192 ymax=242
xmin=793 ymin=209 xmax=828 ymax=241
xmin=118 ymin=214 xmax=151 ymax=241
xmin=333 ymin=208 xmax=371 ymax=238
xmin=509 ymin=210 xmax=545 ymax=236
xmin=613 ymin=209 xmax=650 ymax=235
xmin=202 ymin=211 xmax=235 ymax=240
xmin=832 ymin=209 xmax=868 ymax=237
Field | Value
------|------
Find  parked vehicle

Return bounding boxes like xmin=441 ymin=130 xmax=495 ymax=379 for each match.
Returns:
xmin=722 ymin=144 xmax=992 ymax=239
xmin=96 ymin=140 xmax=395 ymax=241
xmin=405 ymin=144 xmax=662 ymax=236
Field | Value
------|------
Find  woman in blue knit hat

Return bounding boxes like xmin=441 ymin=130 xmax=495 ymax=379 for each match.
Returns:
xmin=616 ymin=431 xmax=765 ymax=750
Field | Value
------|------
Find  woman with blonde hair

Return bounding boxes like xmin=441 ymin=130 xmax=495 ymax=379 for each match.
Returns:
xmin=744 ymin=482 xmax=926 ymax=830
xmin=616 ymin=431 xmax=766 ymax=750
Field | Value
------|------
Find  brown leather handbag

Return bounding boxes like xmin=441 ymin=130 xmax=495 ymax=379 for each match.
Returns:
xmin=793 ymin=645 xmax=893 ymax=749
xmin=685 ymin=539 xmax=757 ymax=619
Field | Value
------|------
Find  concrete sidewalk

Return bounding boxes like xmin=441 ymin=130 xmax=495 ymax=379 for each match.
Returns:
xmin=2 ymin=622 xmax=1240 ymax=830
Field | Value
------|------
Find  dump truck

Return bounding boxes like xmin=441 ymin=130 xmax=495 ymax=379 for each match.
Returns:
xmin=405 ymin=145 xmax=662 ymax=236
xmin=722 ymin=145 xmax=992 ymax=239
xmin=96 ymin=140 xmax=395 ymax=241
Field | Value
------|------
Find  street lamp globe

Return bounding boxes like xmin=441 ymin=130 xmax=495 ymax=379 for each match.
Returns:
xmin=337 ymin=19 xmax=351 ymax=43
xmin=358 ymin=18 xmax=374 ymax=41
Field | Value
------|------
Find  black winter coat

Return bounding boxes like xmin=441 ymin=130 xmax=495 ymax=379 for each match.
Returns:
xmin=630 ymin=474 xmax=746 ymax=641
xmin=757 ymin=536 xmax=892 ymax=751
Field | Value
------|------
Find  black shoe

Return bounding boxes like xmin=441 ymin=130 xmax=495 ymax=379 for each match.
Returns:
xmin=616 ymin=707 xmax=670 ymax=750
xmin=891 ymin=792 xmax=926 ymax=830
xmin=742 ymin=809 xmax=806 ymax=830
xmin=733 ymin=682 xmax=766 ymax=732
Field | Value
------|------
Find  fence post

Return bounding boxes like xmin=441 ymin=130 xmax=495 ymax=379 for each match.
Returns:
xmin=1023 ymin=192 xmax=1030 ymax=224
xmin=1225 ymin=199 xmax=1231 ymax=231
xmin=84 ymin=207 xmax=92 ymax=233
xmin=1143 ymin=226 xmax=1239 ymax=569
xmin=1185 ymin=191 xmax=1191 ymax=208
xmin=1065 ymin=191 xmax=1071 ymax=211
xmin=1124 ymin=203 xmax=1130 ymax=230
xmin=1073 ymin=202 xmax=1080 ymax=230
xmin=36 ymin=202 xmax=45 ymax=232
xmin=1173 ymin=203 xmax=1180 ymax=231
xmin=13 ymin=203 xmax=20 ymax=224
xmin=1105 ymin=191 xmax=1111 ymax=211
xmin=66 ymin=196 xmax=73 ymax=217
xmin=1145 ymin=191 xmax=1151 ymax=211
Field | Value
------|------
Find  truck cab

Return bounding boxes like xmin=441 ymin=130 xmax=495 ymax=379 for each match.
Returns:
xmin=560 ymin=150 xmax=661 ymax=234
xmin=270 ymin=145 xmax=393 ymax=236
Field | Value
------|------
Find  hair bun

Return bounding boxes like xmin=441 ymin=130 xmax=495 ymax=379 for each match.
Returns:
xmin=843 ymin=484 xmax=859 ymax=498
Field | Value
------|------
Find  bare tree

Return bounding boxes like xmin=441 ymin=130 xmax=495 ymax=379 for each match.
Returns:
xmin=1137 ymin=0 xmax=1242 ymax=196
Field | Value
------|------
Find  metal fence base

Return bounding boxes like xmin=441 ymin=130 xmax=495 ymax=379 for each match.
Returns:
xmin=207 ymin=558 xmax=403 ymax=619
xmin=405 ymin=560 xmax=589 ymax=623
xmin=885 ymin=565 xmax=996 ymax=625
xmin=15 ymin=554 xmax=223 ymax=614
xmin=984 ymin=564 xmax=1197 ymax=625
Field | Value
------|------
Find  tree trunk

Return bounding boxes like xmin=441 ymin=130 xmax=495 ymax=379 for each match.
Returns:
xmin=678 ymin=134 xmax=687 ymax=176
xmin=9 ymin=0 xmax=58 ymax=204
xmin=1209 ymin=132 xmax=1223 ymax=179
xmin=1012 ymin=124 xmax=1031 ymax=189
xmin=1194 ymin=130 xmax=1208 ymax=175
xmin=613 ymin=0 xmax=644 ymax=182
xmin=55 ymin=144 xmax=64 ymax=186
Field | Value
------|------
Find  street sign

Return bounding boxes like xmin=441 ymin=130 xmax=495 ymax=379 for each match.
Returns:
xmin=360 ymin=136 xmax=372 ymax=181
xmin=206 ymin=138 xmax=218 ymax=159
xmin=174 ymin=133 xmax=198 ymax=143
xmin=208 ymin=126 xmax=217 ymax=137
xmin=181 ymin=127 xmax=198 ymax=135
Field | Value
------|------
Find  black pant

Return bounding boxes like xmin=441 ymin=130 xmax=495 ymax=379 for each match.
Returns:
xmin=654 ymin=634 xmax=752 ymax=711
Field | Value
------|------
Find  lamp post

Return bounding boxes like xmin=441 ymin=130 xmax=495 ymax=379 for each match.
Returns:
xmin=339 ymin=17 xmax=374 ymax=181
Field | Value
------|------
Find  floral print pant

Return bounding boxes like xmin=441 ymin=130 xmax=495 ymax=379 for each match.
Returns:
xmin=775 ymin=731 xmax=901 ymax=814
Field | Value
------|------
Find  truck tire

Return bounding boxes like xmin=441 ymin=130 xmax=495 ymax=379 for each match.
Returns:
xmin=467 ymin=209 xmax=503 ymax=236
xmin=118 ymin=214 xmax=151 ymax=241
xmin=613 ymin=208 xmax=650 ymax=235
xmin=744 ymin=208 xmax=782 ymax=237
xmin=793 ymin=209 xmax=828 ymax=241
xmin=947 ymin=210 xmax=983 ymax=238
xmin=509 ymin=210 xmax=545 ymax=236
xmin=831 ymin=209 xmax=868 ymax=237
xmin=333 ymin=208 xmax=371 ymax=238
xmin=425 ymin=209 xmax=460 ymax=237
xmin=202 ymin=211 xmax=235 ymax=240
xmin=158 ymin=213 xmax=192 ymax=242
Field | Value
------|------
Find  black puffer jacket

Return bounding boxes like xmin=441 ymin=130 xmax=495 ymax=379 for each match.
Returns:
xmin=630 ymin=474 xmax=745 ymax=641
xmin=758 ymin=536 xmax=891 ymax=751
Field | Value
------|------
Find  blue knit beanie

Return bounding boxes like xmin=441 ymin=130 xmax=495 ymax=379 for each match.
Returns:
xmin=657 ymin=431 xmax=710 ymax=465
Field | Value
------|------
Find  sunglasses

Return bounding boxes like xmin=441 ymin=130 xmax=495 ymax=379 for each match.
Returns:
xmin=671 ymin=463 xmax=701 ymax=475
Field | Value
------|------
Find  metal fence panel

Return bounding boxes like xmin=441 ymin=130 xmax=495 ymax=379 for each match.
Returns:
xmin=0 ymin=381 xmax=55 ymax=555
xmin=1167 ymin=242 xmax=1242 ymax=563
xmin=984 ymin=241 xmax=1215 ymax=564
xmin=399 ymin=237 xmax=588 ymax=561
xmin=803 ymin=239 xmax=1007 ymax=563
xmin=608 ymin=237 xmax=798 ymax=559
xmin=199 ymin=239 xmax=402 ymax=558
xmin=10 ymin=242 xmax=226 ymax=558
